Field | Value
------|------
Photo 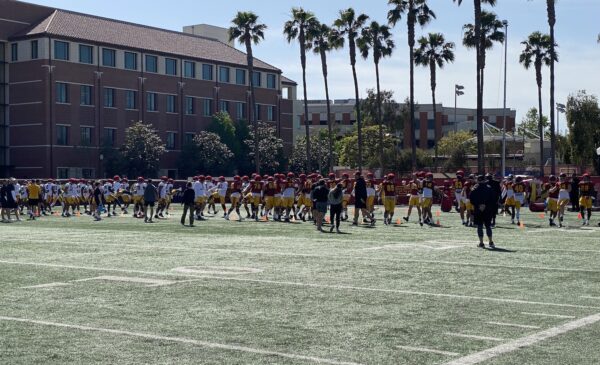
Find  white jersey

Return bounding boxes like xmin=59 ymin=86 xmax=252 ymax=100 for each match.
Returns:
xmin=120 ymin=182 xmax=130 ymax=192
xmin=193 ymin=181 xmax=206 ymax=197
xmin=206 ymin=181 xmax=216 ymax=194
xmin=166 ymin=183 xmax=173 ymax=195
xmin=103 ymin=183 xmax=114 ymax=198
xmin=158 ymin=182 xmax=168 ymax=199
xmin=20 ymin=185 xmax=28 ymax=199
xmin=67 ymin=183 xmax=78 ymax=198
xmin=367 ymin=186 xmax=376 ymax=197
xmin=81 ymin=184 xmax=91 ymax=198
xmin=135 ymin=183 xmax=146 ymax=196
xmin=558 ymin=182 xmax=570 ymax=200
xmin=282 ymin=182 xmax=296 ymax=198
xmin=44 ymin=183 xmax=54 ymax=197
xmin=113 ymin=181 xmax=122 ymax=192
xmin=216 ymin=181 xmax=228 ymax=196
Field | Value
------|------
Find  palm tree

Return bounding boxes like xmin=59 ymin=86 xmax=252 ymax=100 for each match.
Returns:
xmin=357 ymin=21 xmax=395 ymax=171
xmin=414 ymin=32 xmax=455 ymax=168
xmin=388 ymin=0 xmax=436 ymax=172
xmin=519 ymin=31 xmax=557 ymax=176
xmin=228 ymin=12 xmax=267 ymax=174
xmin=546 ymin=0 xmax=557 ymax=175
xmin=334 ymin=8 xmax=369 ymax=172
xmin=284 ymin=8 xmax=318 ymax=172
xmin=452 ymin=0 xmax=497 ymax=174
xmin=308 ymin=22 xmax=343 ymax=173
xmin=463 ymin=10 xmax=504 ymax=104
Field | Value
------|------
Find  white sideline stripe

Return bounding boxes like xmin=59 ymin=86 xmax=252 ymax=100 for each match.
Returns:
xmin=22 ymin=282 xmax=72 ymax=289
xmin=0 ymin=316 xmax=362 ymax=365
xmin=397 ymin=345 xmax=459 ymax=357
xmin=581 ymin=296 xmax=600 ymax=300
xmin=74 ymin=276 xmax=177 ymax=287
xmin=444 ymin=333 xmax=504 ymax=342
xmin=443 ymin=313 xmax=600 ymax=365
xmin=486 ymin=322 xmax=540 ymax=329
xmin=1 ymin=260 xmax=598 ymax=310
xmin=521 ymin=312 xmax=576 ymax=319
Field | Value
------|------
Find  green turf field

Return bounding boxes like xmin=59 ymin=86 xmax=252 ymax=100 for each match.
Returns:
xmin=1 ymin=207 xmax=600 ymax=364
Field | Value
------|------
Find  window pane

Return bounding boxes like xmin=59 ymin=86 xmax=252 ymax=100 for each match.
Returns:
xmin=57 ymin=126 xmax=69 ymax=145
xmin=267 ymin=74 xmax=277 ymax=89
xmin=166 ymin=132 xmax=176 ymax=150
xmin=236 ymin=102 xmax=246 ymax=120
xmin=54 ymin=41 xmax=69 ymax=61
xmin=147 ymin=92 xmax=157 ymax=111
xmin=126 ymin=90 xmax=137 ymax=109
xmin=104 ymin=88 xmax=115 ymax=107
xmin=203 ymin=99 xmax=212 ymax=117
xmin=31 ymin=40 xmax=38 ymax=59
xmin=10 ymin=43 xmax=18 ymax=62
xmin=124 ymin=52 xmax=137 ymax=70
xmin=79 ymin=45 xmax=93 ymax=64
xmin=56 ymin=83 xmax=69 ymax=103
xmin=145 ymin=55 xmax=158 ymax=73
xmin=219 ymin=100 xmax=228 ymax=113
xmin=103 ymin=128 xmax=116 ymax=146
xmin=252 ymin=72 xmax=261 ymax=87
xmin=185 ymin=97 xmax=194 ymax=115
xmin=219 ymin=67 xmax=229 ymax=83
xmin=184 ymin=61 xmax=195 ymax=78
xmin=267 ymin=105 xmax=275 ymax=121
xmin=80 ymin=127 xmax=92 ymax=145
xmin=236 ymin=69 xmax=246 ymax=85
xmin=102 ymin=48 xmax=116 ymax=67
xmin=167 ymin=95 xmax=177 ymax=113
xmin=254 ymin=104 xmax=261 ymax=121
xmin=202 ymin=64 xmax=213 ymax=80
xmin=165 ymin=58 xmax=177 ymax=75
xmin=80 ymin=85 xmax=92 ymax=106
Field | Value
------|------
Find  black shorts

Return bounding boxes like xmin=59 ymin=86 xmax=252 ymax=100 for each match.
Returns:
xmin=355 ymin=198 xmax=366 ymax=209
xmin=29 ymin=199 xmax=39 ymax=206
xmin=473 ymin=211 xmax=493 ymax=226
xmin=144 ymin=201 xmax=155 ymax=207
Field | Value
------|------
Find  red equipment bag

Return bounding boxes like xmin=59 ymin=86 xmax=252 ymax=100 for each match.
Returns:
xmin=441 ymin=194 xmax=453 ymax=212
xmin=529 ymin=202 xmax=546 ymax=212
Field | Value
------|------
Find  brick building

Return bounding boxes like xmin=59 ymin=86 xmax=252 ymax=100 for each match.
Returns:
xmin=0 ymin=0 xmax=297 ymax=179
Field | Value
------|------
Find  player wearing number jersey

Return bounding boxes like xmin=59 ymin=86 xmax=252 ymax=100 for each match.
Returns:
xmin=578 ymin=174 xmax=594 ymax=226
xmin=557 ymin=173 xmax=571 ymax=227
xmin=297 ymin=174 xmax=313 ymax=221
xmin=453 ymin=171 xmax=467 ymax=224
xmin=381 ymin=174 xmax=396 ymax=225
xmin=545 ymin=175 xmax=559 ymax=226
xmin=403 ymin=177 xmax=423 ymax=226
xmin=366 ymin=173 xmax=376 ymax=215
xmin=226 ymin=176 xmax=243 ymax=221
xmin=282 ymin=173 xmax=297 ymax=221
xmin=340 ymin=173 xmax=352 ymax=221
xmin=512 ymin=177 xmax=526 ymax=225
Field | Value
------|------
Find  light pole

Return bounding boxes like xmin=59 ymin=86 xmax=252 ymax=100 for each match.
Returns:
xmin=501 ymin=20 xmax=508 ymax=178
xmin=454 ymin=85 xmax=464 ymax=133
xmin=556 ymin=103 xmax=566 ymax=137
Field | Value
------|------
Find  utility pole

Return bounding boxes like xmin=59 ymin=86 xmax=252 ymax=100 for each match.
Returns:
xmin=501 ymin=20 xmax=508 ymax=177
xmin=454 ymin=84 xmax=464 ymax=133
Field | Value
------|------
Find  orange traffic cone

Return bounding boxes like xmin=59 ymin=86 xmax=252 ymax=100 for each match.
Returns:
xmin=519 ymin=222 xmax=525 ymax=229
xmin=577 ymin=213 xmax=583 ymax=220
xmin=538 ymin=213 xmax=545 ymax=219
xmin=396 ymin=219 xmax=402 ymax=225
xmin=325 ymin=216 xmax=331 ymax=224
xmin=435 ymin=211 xmax=441 ymax=217
xmin=436 ymin=219 xmax=440 ymax=226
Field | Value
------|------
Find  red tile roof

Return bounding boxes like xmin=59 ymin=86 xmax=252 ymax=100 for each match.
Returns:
xmin=13 ymin=9 xmax=280 ymax=72
xmin=281 ymin=75 xmax=297 ymax=85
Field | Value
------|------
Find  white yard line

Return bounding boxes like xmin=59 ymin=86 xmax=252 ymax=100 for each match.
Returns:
xmin=444 ymin=333 xmax=504 ymax=342
xmin=1 ymin=260 xmax=598 ymax=310
xmin=521 ymin=312 xmax=576 ymax=319
xmin=397 ymin=345 xmax=459 ymax=357
xmin=443 ymin=313 xmax=600 ymax=365
xmin=581 ymin=296 xmax=600 ymax=300
xmin=74 ymin=276 xmax=177 ymax=287
xmin=0 ymin=316 xmax=362 ymax=365
xmin=21 ymin=282 xmax=72 ymax=289
xmin=486 ymin=322 xmax=540 ymax=329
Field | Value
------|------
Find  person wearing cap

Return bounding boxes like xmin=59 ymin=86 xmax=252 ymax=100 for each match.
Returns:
xmin=557 ymin=173 xmax=572 ymax=227
xmin=578 ymin=173 xmax=594 ymax=226
xmin=1 ymin=178 xmax=19 ymax=222
xmin=486 ymin=173 xmax=501 ymax=227
xmin=352 ymin=171 xmax=374 ymax=226
xmin=328 ymin=183 xmax=344 ymax=233
xmin=381 ymin=174 xmax=397 ymax=225
xmin=470 ymin=175 xmax=496 ymax=249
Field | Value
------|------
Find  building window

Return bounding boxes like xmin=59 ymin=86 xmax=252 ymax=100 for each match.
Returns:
xmin=57 ymin=168 xmax=69 ymax=179
xmin=80 ymin=127 xmax=92 ymax=146
xmin=202 ymin=64 xmax=213 ymax=81
xmin=252 ymin=71 xmax=261 ymax=87
xmin=104 ymin=88 xmax=115 ymax=107
xmin=267 ymin=74 xmax=277 ymax=89
xmin=31 ymin=40 xmax=38 ymax=59
xmin=80 ymin=85 xmax=93 ymax=106
xmin=219 ymin=100 xmax=229 ymax=113
xmin=56 ymin=83 xmax=69 ymax=103
xmin=166 ymin=95 xmax=177 ymax=113
xmin=57 ymin=125 xmax=69 ymax=145
xmin=145 ymin=55 xmax=158 ymax=73
xmin=102 ymin=48 xmax=116 ymax=67
xmin=146 ymin=92 xmax=157 ymax=112
xmin=236 ymin=69 xmax=246 ymax=85
xmin=10 ymin=43 xmax=18 ymax=62
xmin=166 ymin=132 xmax=176 ymax=150
xmin=165 ymin=58 xmax=177 ymax=76
xmin=124 ymin=52 xmax=137 ymax=70
xmin=79 ymin=45 xmax=93 ymax=64
xmin=219 ymin=67 xmax=230 ymax=83
xmin=184 ymin=133 xmax=195 ymax=145
xmin=125 ymin=90 xmax=137 ymax=109
xmin=202 ymin=99 xmax=212 ymax=117
xmin=54 ymin=41 xmax=69 ymax=61
xmin=184 ymin=61 xmax=195 ymax=78
xmin=267 ymin=105 xmax=275 ymax=121
xmin=185 ymin=97 xmax=195 ymax=115
xmin=254 ymin=104 xmax=261 ymax=121
xmin=103 ymin=128 xmax=116 ymax=146
xmin=236 ymin=102 xmax=246 ymax=120
xmin=82 ymin=168 xmax=94 ymax=179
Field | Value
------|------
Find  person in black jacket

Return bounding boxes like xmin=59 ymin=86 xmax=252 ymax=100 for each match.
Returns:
xmin=470 ymin=175 xmax=496 ymax=249
xmin=181 ymin=182 xmax=196 ymax=227
xmin=570 ymin=173 xmax=580 ymax=211
xmin=352 ymin=171 xmax=374 ymax=226
xmin=486 ymin=173 xmax=501 ymax=227
xmin=311 ymin=180 xmax=329 ymax=232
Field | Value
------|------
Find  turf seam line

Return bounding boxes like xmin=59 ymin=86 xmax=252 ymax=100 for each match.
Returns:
xmin=0 ymin=316 xmax=363 ymax=365
xmin=396 ymin=345 xmax=460 ymax=356
xmin=442 ymin=312 xmax=600 ymax=365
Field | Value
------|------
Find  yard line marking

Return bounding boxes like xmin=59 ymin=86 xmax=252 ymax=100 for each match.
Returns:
xmin=521 ymin=312 xmax=576 ymax=319
xmin=444 ymin=333 xmax=504 ymax=342
xmin=1 ymin=260 xmax=599 ymax=310
xmin=581 ymin=296 xmax=600 ymax=300
xmin=0 ymin=316 xmax=363 ymax=365
xmin=172 ymin=266 xmax=263 ymax=275
xmin=443 ymin=313 xmax=600 ymax=365
xmin=486 ymin=322 xmax=540 ymax=329
xmin=74 ymin=276 xmax=177 ymax=287
xmin=397 ymin=345 xmax=460 ymax=357
xmin=21 ymin=282 xmax=72 ymax=289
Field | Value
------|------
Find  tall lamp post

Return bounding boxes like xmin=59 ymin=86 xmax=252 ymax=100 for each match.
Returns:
xmin=454 ymin=84 xmax=465 ymax=133
xmin=556 ymin=103 xmax=566 ymax=136
xmin=501 ymin=20 xmax=508 ymax=178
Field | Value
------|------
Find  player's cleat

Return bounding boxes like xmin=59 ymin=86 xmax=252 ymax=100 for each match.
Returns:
xmin=489 ymin=242 xmax=496 ymax=249
xmin=224 ymin=214 xmax=229 ymax=221
xmin=478 ymin=243 xmax=485 ymax=248
xmin=517 ymin=221 xmax=520 ymax=226
xmin=419 ymin=220 xmax=423 ymax=227
xmin=403 ymin=217 xmax=409 ymax=222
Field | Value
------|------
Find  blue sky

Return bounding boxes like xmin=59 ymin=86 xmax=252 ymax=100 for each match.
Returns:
xmin=27 ymin=0 xmax=600 ymax=130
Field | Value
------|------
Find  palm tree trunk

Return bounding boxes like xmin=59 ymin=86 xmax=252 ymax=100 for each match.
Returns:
xmin=300 ymin=31 xmax=311 ymax=172
xmin=350 ymin=37 xmax=362 ymax=172
xmin=474 ymin=0 xmax=484 ymax=174
xmin=246 ymin=38 xmax=259 ymax=174
xmin=548 ymin=0 xmax=556 ymax=175
xmin=537 ymin=66 xmax=544 ymax=176
xmin=430 ymin=61 xmax=438 ymax=170
xmin=408 ymin=5 xmax=417 ymax=172
xmin=375 ymin=60 xmax=384 ymax=172
xmin=320 ymin=49 xmax=334 ymax=173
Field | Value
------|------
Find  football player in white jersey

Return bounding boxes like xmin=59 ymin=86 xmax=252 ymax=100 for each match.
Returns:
xmin=165 ymin=178 xmax=174 ymax=216
xmin=193 ymin=176 xmax=207 ymax=220
xmin=132 ymin=177 xmax=146 ymax=218
xmin=205 ymin=175 xmax=217 ymax=215
xmin=43 ymin=179 xmax=55 ymax=215
xmin=156 ymin=176 xmax=169 ymax=218
xmin=80 ymin=179 xmax=91 ymax=214
xmin=215 ymin=176 xmax=229 ymax=218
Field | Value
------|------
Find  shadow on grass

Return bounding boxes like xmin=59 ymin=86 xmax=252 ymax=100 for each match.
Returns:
xmin=487 ymin=247 xmax=516 ymax=253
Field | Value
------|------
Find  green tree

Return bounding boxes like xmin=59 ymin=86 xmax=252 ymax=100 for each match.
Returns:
xmin=519 ymin=31 xmax=557 ymax=175
xmin=228 ymin=11 xmax=267 ymax=174
xmin=308 ymin=22 xmax=343 ymax=173
xmin=566 ymin=91 xmax=600 ymax=172
xmin=120 ymin=122 xmax=166 ymax=178
xmin=414 ymin=32 xmax=455 ymax=167
xmin=178 ymin=131 xmax=233 ymax=177
xmin=338 ymin=125 xmax=398 ymax=171
xmin=437 ymin=130 xmax=476 ymax=156
xmin=100 ymin=141 xmax=125 ymax=178
xmin=388 ymin=0 xmax=436 ymax=171
xmin=334 ymin=8 xmax=369 ymax=171
xmin=517 ymin=107 xmax=549 ymax=137
xmin=245 ymin=122 xmax=284 ymax=174
xmin=289 ymin=133 xmax=338 ymax=174
xmin=357 ymin=21 xmax=395 ymax=171
xmin=207 ymin=112 xmax=239 ymax=155
xmin=360 ymin=89 xmax=401 ymax=132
